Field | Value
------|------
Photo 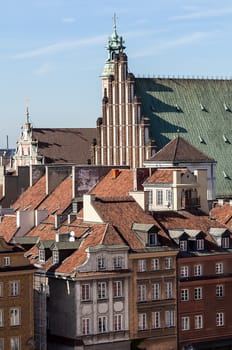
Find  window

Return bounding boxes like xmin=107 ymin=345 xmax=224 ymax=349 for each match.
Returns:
xmin=149 ymin=232 xmax=157 ymax=246
xmin=194 ymin=287 xmax=202 ymax=300
xmin=181 ymin=289 xmax=189 ymax=301
xmin=165 ymin=257 xmax=173 ymax=269
xmin=165 ymin=281 xmax=173 ymax=299
xmin=196 ymin=239 xmax=204 ymax=250
xmin=148 ymin=190 xmax=153 ymax=205
xmin=113 ymin=256 xmax=122 ymax=269
xmin=156 ymin=190 xmax=163 ymax=206
xmin=0 ymin=309 xmax=3 ymax=327
xmin=138 ymin=259 xmax=146 ymax=272
xmin=10 ymin=308 xmax=20 ymax=326
xmin=138 ymin=313 xmax=147 ymax=330
xmin=194 ymin=264 xmax=202 ymax=276
xmin=222 ymin=237 xmax=230 ymax=249
xmin=216 ymin=262 xmax=223 ymax=274
xmin=52 ymin=250 xmax=59 ymax=265
xmin=98 ymin=282 xmax=107 ymax=299
xmin=151 ymin=258 xmax=160 ymax=271
xmin=97 ymin=256 xmax=106 ymax=270
xmin=39 ymin=249 xmax=45 ymax=264
xmin=9 ymin=281 xmax=20 ymax=297
xmin=114 ymin=314 xmax=123 ymax=331
xmin=10 ymin=337 xmax=20 ymax=350
xmin=216 ymin=312 xmax=224 ymax=326
xmin=0 ymin=339 xmax=3 ymax=350
xmin=81 ymin=284 xmax=91 ymax=301
xmin=0 ymin=283 xmax=3 ymax=297
xmin=165 ymin=310 xmax=175 ymax=328
xmin=4 ymin=257 xmax=10 ymax=266
xmin=166 ymin=189 xmax=172 ymax=206
xmin=98 ymin=316 xmax=107 ymax=333
xmin=195 ymin=315 xmax=203 ymax=329
xmin=113 ymin=281 xmax=123 ymax=298
xmin=216 ymin=284 xmax=224 ymax=298
xmin=138 ymin=284 xmax=147 ymax=302
xmin=152 ymin=311 xmax=161 ymax=329
xmin=182 ymin=316 xmax=190 ymax=330
xmin=152 ymin=283 xmax=160 ymax=300
xmin=179 ymin=240 xmax=188 ymax=251
xmin=180 ymin=266 xmax=189 ymax=277
xmin=82 ymin=318 xmax=91 ymax=335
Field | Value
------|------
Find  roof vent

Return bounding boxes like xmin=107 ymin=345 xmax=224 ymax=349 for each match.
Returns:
xmin=223 ymin=171 xmax=229 ymax=179
xmin=200 ymin=103 xmax=206 ymax=111
xmin=223 ymin=134 xmax=229 ymax=143
xmin=199 ymin=135 xmax=205 ymax=143
xmin=175 ymin=104 xmax=181 ymax=111
xmin=224 ymin=103 xmax=230 ymax=111
xmin=112 ymin=169 xmax=120 ymax=179
xmin=218 ymin=199 xmax=224 ymax=206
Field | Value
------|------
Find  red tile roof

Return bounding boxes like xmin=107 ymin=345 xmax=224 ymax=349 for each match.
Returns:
xmin=146 ymin=168 xmax=187 ymax=184
xmin=0 ymin=215 xmax=18 ymax=242
xmin=211 ymin=203 xmax=232 ymax=228
xmin=13 ymin=175 xmax=46 ymax=211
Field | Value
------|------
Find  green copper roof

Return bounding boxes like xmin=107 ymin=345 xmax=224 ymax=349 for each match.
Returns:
xmin=135 ymin=78 xmax=232 ymax=198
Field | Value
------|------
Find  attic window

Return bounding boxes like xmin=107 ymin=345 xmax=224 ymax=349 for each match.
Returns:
xmin=149 ymin=232 xmax=158 ymax=246
xmin=222 ymin=236 xmax=230 ymax=249
xmin=39 ymin=249 xmax=45 ymax=264
xmin=196 ymin=238 xmax=204 ymax=251
xmin=179 ymin=240 xmax=188 ymax=251
xmin=223 ymin=134 xmax=229 ymax=143
xmin=224 ymin=103 xmax=230 ymax=111
xmin=53 ymin=250 xmax=59 ymax=265
xmin=199 ymin=136 xmax=205 ymax=143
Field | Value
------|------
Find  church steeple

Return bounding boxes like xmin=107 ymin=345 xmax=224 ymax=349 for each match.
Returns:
xmin=102 ymin=14 xmax=126 ymax=76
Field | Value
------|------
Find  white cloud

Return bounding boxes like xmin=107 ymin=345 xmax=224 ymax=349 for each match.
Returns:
xmin=13 ymin=35 xmax=106 ymax=59
xmin=171 ymin=7 xmax=232 ymax=20
xmin=62 ymin=18 xmax=76 ymax=23
xmin=131 ymin=31 xmax=212 ymax=58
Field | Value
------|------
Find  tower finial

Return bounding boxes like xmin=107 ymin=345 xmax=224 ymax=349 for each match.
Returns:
xmin=25 ymin=97 xmax=30 ymax=124
xmin=113 ymin=13 xmax=118 ymax=31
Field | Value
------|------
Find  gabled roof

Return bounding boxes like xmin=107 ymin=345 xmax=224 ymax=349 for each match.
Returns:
xmin=145 ymin=167 xmax=187 ymax=184
xmin=135 ymin=78 xmax=232 ymax=197
xmin=149 ymin=136 xmax=214 ymax=163
xmin=211 ymin=203 xmax=232 ymax=228
xmin=32 ymin=128 xmax=96 ymax=164
xmin=0 ymin=215 xmax=18 ymax=242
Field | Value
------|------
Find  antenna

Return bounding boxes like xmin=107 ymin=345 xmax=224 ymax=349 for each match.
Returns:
xmin=113 ymin=13 xmax=118 ymax=30
xmin=25 ymin=97 xmax=30 ymax=123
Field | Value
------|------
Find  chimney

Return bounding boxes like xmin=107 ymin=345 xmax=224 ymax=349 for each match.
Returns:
xmin=112 ymin=169 xmax=120 ymax=179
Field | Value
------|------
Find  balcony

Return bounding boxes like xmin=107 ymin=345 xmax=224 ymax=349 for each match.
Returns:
xmin=181 ymin=197 xmax=200 ymax=209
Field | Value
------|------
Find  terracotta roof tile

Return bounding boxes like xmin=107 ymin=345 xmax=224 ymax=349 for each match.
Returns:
xmin=37 ymin=177 xmax=72 ymax=214
xmin=13 ymin=175 xmax=46 ymax=211
xmin=0 ymin=215 xmax=18 ymax=242
xmin=146 ymin=168 xmax=187 ymax=184
xmin=211 ymin=203 xmax=232 ymax=228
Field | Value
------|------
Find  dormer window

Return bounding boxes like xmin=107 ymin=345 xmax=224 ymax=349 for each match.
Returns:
xmin=156 ymin=190 xmax=163 ymax=206
xmin=149 ymin=232 xmax=158 ymax=246
xmin=222 ymin=236 xmax=230 ymax=249
xmin=97 ymin=256 xmax=106 ymax=270
xmin=53 ymin=250 xmax=59 ymax=265
xmin=39 ymin=249 xmax=45 ymax=264
xmin=113 ymin=256 xmax=123 ymax=269
xmin=179 ymin=240 xmax=188 ymax=252
xmin=196 ymin=238 xmax=204 ymax=251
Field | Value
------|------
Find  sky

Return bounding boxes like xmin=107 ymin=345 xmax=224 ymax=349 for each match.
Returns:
xmin=1 ymin=0 xmax=232 ymax=148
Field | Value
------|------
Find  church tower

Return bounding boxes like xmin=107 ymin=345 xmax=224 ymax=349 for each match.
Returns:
xmin=13 ymin=105 xmax=44 ymax=167
xmin=93 ymin=17 xmax=156 ymax=168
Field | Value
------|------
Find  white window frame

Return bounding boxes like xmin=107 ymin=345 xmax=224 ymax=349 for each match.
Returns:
xmin=182 ymin=316 xmax=190 ymax=331
xmin=148 ymin=190 xmax=153 ymax=205
xmin=114 ymin=314 xmax=123 ymax=331
xmin=180 ymin=266 xmax=189 ymax=277
xmin=52 ymin=250 xmax=59 ymax=265
xmin=216 ymin=312 xmax=224 ymax=326
xmin=194 ymin=264 xmax=202 ymax=276
xmin=196 ymin=239 xmax=204 ymax=250
xmin=82 ymin=318 xmax=91 ymax=335
xmin=81 ymin=284 xmax=91 ymax=301
xmin=4 ymin=257 xmax=10 ymax=266
xmin=138 ymin=284 xmax=147 ymax=302
xmin=180 ymin=240 xmax=188 ymax=251
xmin=195 ymin=314 xmax=203 ymax=329
xmin=165 ymin=310 xmax=175 ymax=328
xmin=151 ymin=258 xmax=160 ymax=271
xmin=9 ymin=281 xmax=20 ymax=297
xmin=98 ymin=316 xmax=107 ymax=333
xmin=156 ymin=189 xmax=163 ymax=206
xmin=39 ymin=249 xmax=45 ymax=264
xmin=10 ymin=308 xmax=20 ymax=326
xmin=194 ymin=287 xmax=202 ymax=300
xmin=10 ymin=337 xmax=20 ymax=350
xmin=166 ymin=189 xmax=172 ymax=206
xmin=216 ymin=262 xmax=223 ymax=274
xmin=165 ymin=257 xmax=173 ymax=269
xmin=0 ymin=309 xmax=3 ymax=327
xmin=181 ymin=289 xmax=189 ymax=301
xmin=152 ymin=283 xmax=160 ymax=301
xmin=138 ymin=313 xmax=147 ymax=330
xmin=165 ymin=281 xmax=173 ymax=299
xmin=149 ymin=232 xmax=157 ymax=246
xmin=152 ymin=311 xmax=161 ymax=329
xmin=113 ymin=256 xmax=123 ymax=269
xmin=113 ymin=280 xmax=123 ymax=298
xmin=97 ymin=256 xmax=106 ymax=270
xmin=222 ymin=236 xmax=230 ymax=249
xmin=138 ymin=259 xmax=146 ymax=272
xmin=98 ymin=282 xmax=107 ymax=299
xmin=216 ymin=284 xmax=224 ymax=298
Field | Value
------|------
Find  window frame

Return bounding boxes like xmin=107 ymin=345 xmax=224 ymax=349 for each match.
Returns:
xmin=114 ymin=314 xmax=123 ymax=331
xmin=98 ymin=315 xmax=107 ymax=333
xmin=181 ymin=288 xmax=189 ymax=301
xmin=151 ymin=258 xmax=160 ymax=271
xmin=9 ymin=281 xmax=20 ymax=297
xmin=180 ymin=266 xmax=189 ymax=277
xmin=97 ymin=256 xmax=106 ymax=270
xmin=113 ymin=280 xmax=123 ymax=298
xmin=81 ymin=284 xmax=91 ymax=301
xmin=165 ymin=281 xmax=173 ymax=299
xmin=165 ymin=310 xmax=175 ymax=328
xmin=195 ymin=314 xmax=203 ymax=329
xmin=216 ymin=312 xmax=224 ymax=327
xmin=181 ymin=316 xmax=190 ymax=331
xmin=165 ymin=257 xmax=173 ymax=269
xmin=194 ymin=264 xmax=202 ymax=276
xmin=152 ymin=283 xmax=161 ymax=301
xmin=152 ymin=311 xmax=161 ymax=329
xmin=194 ymin=287 xmax=203 ymax=300
xmin=216 ymin=284 xmax=224 ymax=298
xmin=97 ymin=282 xmax=107 ymax=300
xmin=156 ymin=189 xmax=163 ymax=206
xmin=10 ymin=336 xmax=20 ymax=350
xmin=138 ymin=259 xmax=146 ymax=272
xmin=138 ymin=313 xmax=147 ymax=331
xmin=216 ymin=262 xmax=223 ymax=274
xmin=82 ymin=318 xmax=91 ymax=335
xmin=10 ymin=308 xmax=20 ymax=326
xmin=138 ymin=284 xmax=147 ymax=302
xmin=0 ymin=309 xmax=3 ymax=328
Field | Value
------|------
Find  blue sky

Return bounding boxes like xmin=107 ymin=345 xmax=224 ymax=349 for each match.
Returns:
xmin=1 ymin=0 xmax=232 ymax=148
